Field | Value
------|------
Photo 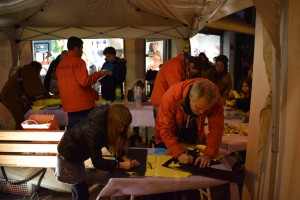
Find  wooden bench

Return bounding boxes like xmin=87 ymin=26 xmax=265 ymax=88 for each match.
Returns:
xmin=0 ymin=130 xmax=95 ymax=168
xmin=0 ymin=130 xmax=118 ymax=197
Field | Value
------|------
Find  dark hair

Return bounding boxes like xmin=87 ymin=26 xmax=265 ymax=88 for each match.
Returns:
xmin=237 ymin=76 xmax=252 ymax=95
xmin=145 ymin=69 xmax=158 ymax=81
xmin=30 ymin=61 xmax=42 ymax=71
xmin=215 ymin=55 xmax=229 ymax=67
xmin=67 ymin=36 xmax=83 ymax=50
xmin=199 ymin=52 xmax=209 ymax=62
xmin=103 ymin=47 xmax=116 ymax=56
xmin=133 ymin=80 xmax=145 ymax=88
xmin=214 ymin=54 xmax=229 ymax=75
xmin=189 ymin=56 xmax=202 ymax=70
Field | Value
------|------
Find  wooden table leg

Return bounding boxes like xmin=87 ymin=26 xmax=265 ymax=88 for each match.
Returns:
xmin=145 ymin=127 xmax=148 ymax=147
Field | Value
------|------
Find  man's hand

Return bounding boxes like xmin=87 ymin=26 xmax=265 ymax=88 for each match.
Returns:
xmin=177 ymin=152 xmax=194 ymax=165
xmin=101 ymin=69 xmax=113 ymax=76
xmin=194 ymin=154 xmax=212 ymax=168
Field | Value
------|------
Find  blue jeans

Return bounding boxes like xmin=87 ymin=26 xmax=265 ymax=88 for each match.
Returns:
xmin=67 ymin=108 xmax=92 ymax=129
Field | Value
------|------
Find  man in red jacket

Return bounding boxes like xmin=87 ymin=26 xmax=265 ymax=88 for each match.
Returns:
xmin=155 ymin=78 xmax=224 ymax=168
xmin=56 ymin=36 xmax=112 ymax=128
xmin=150 ymin=53 xmax=187 ymax=107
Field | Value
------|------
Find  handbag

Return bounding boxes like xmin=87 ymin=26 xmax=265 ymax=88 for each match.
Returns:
xmin=21 ymin=114 xmax=60 ymax=130
xmin=49 ymin=71 xmax=60 ymax=96
xmin=0 ymin=167 xmax=47 ymax=195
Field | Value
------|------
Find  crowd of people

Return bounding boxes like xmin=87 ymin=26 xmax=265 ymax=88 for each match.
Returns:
xmin=0 ymin=35 xmax=253 ymax=200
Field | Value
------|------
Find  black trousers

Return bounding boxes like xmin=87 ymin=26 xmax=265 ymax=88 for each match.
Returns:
xmin=71 ymin=181 xmax=89 ymax=200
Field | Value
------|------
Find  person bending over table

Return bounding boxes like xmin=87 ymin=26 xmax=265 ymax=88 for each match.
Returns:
xmin=155 ymin=78 xmax=224 ymax=168
xmin=55 ymin=104 xmax=140 ymax=200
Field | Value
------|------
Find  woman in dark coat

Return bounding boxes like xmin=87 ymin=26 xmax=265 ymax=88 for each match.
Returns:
xmin=0 ymin=61 xmax=49 ymax=129
xmin=206 ymin=55 xmax=233 ymax=104
xmin=55 ymin=104 xmax=140 ymax=200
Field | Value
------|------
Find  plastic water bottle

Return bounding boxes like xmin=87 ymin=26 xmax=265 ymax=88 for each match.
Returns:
xmin=115 ymin=86 xmax=122 ymax=102
xmin=135 ymin=86 xmax=143 ymax=109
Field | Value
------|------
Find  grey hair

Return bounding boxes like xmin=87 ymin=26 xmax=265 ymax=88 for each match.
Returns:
xmin=190 ymin=81 xmax=219 ymax=106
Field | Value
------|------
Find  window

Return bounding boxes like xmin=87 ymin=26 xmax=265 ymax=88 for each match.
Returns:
xmin=190 ymin=33 xmax=221 ymax=63
xmin=32 ymin=38 xmax=124 ymax=76
xmin=145 ymin=39 xmax=165 ymax=71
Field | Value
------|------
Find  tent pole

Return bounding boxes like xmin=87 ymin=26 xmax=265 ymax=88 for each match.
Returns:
xmin=269 ymin=48 xmax=280 ymax=200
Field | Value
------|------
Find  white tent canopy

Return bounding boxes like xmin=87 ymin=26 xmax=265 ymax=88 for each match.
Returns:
xmin=1 ymin=0 xmax=300 ymax=199
xmin=13 ymin=1 xmax=300 ymax=200
xmin=0 ymin=0 xmax=254 ymax=40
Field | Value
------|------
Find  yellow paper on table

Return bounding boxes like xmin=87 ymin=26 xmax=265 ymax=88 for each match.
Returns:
xmin=43 ymin=98 xmax=62 ymax=105
xmin=225 ymin=100 xmax=235 ymax=107
xmin=145 ymin=155 xmax=157 ymax=177
xmin=95 ymin=97 xmax=106 ymax=106
xmin=232 ymin=90 xmax=241 ymax=99
xmin=34 ymin=99 xmax=62 ymax=106
xmin=32 ymin=99 xmax=62 ymax=111
xmin=31 ymin=105 xmax=46 ymax=111
xmin=145 ymin=155 xmax=191 ymax=178
xmin=180 ymin=143 xmax=225 ymax=161
xmin=33 ymin=99 xmax=44 ymax=106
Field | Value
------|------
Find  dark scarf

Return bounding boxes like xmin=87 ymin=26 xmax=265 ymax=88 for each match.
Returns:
xmin=180 ymin=85 xmax=195 ymax=117
xmin=180 ymin=86 xmax=198 ymax=128
xmin=178 ymin=85 xmax=198 ymax=143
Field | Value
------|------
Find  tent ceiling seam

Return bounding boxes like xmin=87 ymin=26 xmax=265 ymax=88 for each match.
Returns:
xmin=129 ymin=26 xmax=182 ymax=39
xmin=18 ymin=26 xmax=67 ymax=40
xmin=16 ymin=1 xmax=48 ymax=28
xmin=128 ymin=0 xmax=186 ymax=39
xmin=206 ymin=0 xmax=228 ymax=23
xmin=0 ymin=0 xmax=254 ymax=40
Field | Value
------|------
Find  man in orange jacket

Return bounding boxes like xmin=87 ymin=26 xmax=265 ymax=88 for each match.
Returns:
xmin=56 ymin=36 xmax=112 ymax=128
xmin=150 ymin=53 xmax=187 ymax=108
xmin=155 ymin=78 xmax=224 ymax=168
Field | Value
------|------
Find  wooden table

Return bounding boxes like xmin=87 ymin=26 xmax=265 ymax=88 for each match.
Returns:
xmin=96 ymin=148 xmax=240 ymax=200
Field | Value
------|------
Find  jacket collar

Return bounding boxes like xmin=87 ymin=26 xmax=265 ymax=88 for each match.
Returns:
xmin=180 ymin=85 xmax=196 ymax=117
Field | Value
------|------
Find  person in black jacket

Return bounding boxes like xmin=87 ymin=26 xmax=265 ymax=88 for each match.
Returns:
xmin=99 ymin=47 xmax=127 ymax=101
xmin=43 ymin=50 xmax=67 ymax=95
xmin=55 ymin=104 xmax=140 ymax=200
